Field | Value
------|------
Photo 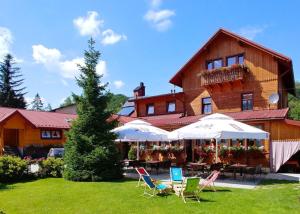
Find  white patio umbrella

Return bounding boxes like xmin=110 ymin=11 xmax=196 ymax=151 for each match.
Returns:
xmin=169 ymin=113 xmax=269 ymax=161
xmin=112 ymin=119 xmax=170 ymax=160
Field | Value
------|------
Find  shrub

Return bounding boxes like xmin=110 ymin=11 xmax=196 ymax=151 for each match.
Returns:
xmin=128 ymin=146 xmax=137 ymax=160
xmin=230 ymin=147 xmax=245 ymax=158
xmin=40 ymin=158 xmax=64 ymax=178
xmin=0 ymin=155 xmax=28 ymax=182
xmin=219 ymin=147 xmax=229 ymax=158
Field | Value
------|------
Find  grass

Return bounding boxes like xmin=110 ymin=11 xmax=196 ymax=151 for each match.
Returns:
xmin=0 ymin=178 xmax=299 ymax=214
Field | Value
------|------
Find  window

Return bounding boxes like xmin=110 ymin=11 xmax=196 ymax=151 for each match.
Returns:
xmin=206 ymin=59 xmax=223 ymax=70
xmin=227 ymin=56 xmax=236 ymax=67
xmin=238 ymin=55 xmax=244 ymax=64
xmin=202 ymin=97 xmax=212 ymax=114
xmin=41 ymin=130 xmax=51 ymax=139
xmin=242 ymin=93 xmax=253 ymax=111
xmin=226 ymin=54 xmax=244 ymax=66
xmin=41 ymin=130 xmax=62 ymax=139
xmin=213 ymin=59 xmax=222 ymax=69
xmin=146 ymin=104 xmax=154 ymax=115
xmin=207 ymin=61 xmax=213 ymax=70
xmin=167 ymin=101 xmax=176 ymax=113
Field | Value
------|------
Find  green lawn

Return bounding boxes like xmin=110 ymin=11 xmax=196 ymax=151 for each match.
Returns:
xmin=0 ymin=178 xmax=299 ymax=214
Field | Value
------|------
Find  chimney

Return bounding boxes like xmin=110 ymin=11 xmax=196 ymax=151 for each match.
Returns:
xmin=134 ymin=82 xmax=145 ymax=98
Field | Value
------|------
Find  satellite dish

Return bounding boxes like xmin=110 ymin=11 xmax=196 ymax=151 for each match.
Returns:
xmin=269 ymin=93 xmax=279 ymax=104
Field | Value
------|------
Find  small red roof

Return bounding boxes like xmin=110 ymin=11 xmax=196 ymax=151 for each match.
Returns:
xmin=0 ymin=107 xmax=77 ymax=129
xmin=137 ymin=108 xmax=289 ymax=127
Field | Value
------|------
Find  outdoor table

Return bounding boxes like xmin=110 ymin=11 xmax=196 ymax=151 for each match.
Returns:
xmin=187 ymin=162 xmax=207 ymax=176
xmin=230 ymin=164 xmax=247 ymax=179
xmin=145 ymin=161 xmax=161 ymax=175
xmin=122 ymin=160 xmax=134 ymax=169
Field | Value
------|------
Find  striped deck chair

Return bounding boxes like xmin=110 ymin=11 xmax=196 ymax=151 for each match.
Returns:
xmin=141 ymin=175 xmax=169 ymax=198
xmin=135 ymin=167 xmax=149 ymax=187
xmin=180 ymin=177 xmax=201 ymax=203
xmin=199 ymin=170 xmax=220 ymax=192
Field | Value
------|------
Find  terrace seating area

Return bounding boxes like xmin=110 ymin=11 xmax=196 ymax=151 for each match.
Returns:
xmin=123 ymin=161 xmax=268 ymax=191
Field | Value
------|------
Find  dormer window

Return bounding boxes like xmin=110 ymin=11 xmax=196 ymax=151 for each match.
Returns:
xmin=207 ymin=58 xmax=223 ymax=70
xmin=167 ymin=101 xmax=176 ymax=113
xmin=146 ymin=104 xmax=154 ymax=115
xmin=226 ymin=54 xmax=244 ymax=66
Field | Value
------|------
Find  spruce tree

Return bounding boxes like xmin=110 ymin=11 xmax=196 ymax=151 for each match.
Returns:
xmin=0 ymin=54 xmax=26 ymax=108
xmin=64 ymin=38 xmax=122 ymax=181
xmin=45 ymin=103 xmax=52 ymax=111
xmin=31 ymin=93 xmax=44 ymax=111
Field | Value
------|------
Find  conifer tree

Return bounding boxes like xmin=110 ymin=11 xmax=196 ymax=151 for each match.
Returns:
xmin=45 ymin=103 xmax=52 ymax=111
xmin=0 ymin=54 xmax=26 ymax=108
xmin=64 ymin=38 xmax=122 ymax=181
xmin=31 ymin=93 xmax=44 ymax=111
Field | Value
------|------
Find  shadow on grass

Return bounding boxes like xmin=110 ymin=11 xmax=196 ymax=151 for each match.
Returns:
xmin=0 ymin=183 xmax=14 ymax=191
xmin=258 ymin=179 xmax=298 ymax=186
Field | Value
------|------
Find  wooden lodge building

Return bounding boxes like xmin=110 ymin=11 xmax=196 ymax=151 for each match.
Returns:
xmin=0 ymin=107 xmax=76 ymax=157
xmin=116 ymin=29 xmax=300 ymax=171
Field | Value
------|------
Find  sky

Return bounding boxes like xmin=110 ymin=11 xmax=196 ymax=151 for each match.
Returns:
xmin=0 ymin=0 xmax=299 ymax=108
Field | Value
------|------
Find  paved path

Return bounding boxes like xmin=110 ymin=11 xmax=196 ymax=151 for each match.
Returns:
xmin=124 ymin=172 xmax=259 ymax=189
xmin=265 ymin=173 xmax=300 ymax=182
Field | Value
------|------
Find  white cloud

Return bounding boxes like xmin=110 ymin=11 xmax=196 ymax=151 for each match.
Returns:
xmin=32 ymin=44 xmax=62 ymax=64
xmin=32 ymin=44 xmax=107 ymax=79
xmin=0 ymin=27 xmax=12 ymax=59
xmin=0 ymin=27 xmax=24 ymax=62
xmin=236 ymin=26 xmax=267 ymax=40
xmin=59 ymin=57 xmax=83 ymax=78
xmin=73 ymin=11 xmax=127 ymax=45
xmin=73 ymin=11 xmax=103 ymax=37
xmin=113 ymin=80 xmax=125 ymax=89
xmin=101 ymin=29 xmax=127 ymax=46
xmin=144 ymin=9 xmax=175 ymax=32
xmin=96 ymin=60 xmax=107 ymax=76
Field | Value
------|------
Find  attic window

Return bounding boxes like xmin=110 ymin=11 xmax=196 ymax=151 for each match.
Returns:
xmin=226 ymin=54 xmax=244 ymax=66
xmin=207 ymin=59 xmax=223 ymax=70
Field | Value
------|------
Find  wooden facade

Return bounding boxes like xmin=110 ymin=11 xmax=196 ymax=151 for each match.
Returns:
xmin=130 ymin=29 xmax=300 ymax=168
xmin=133 ymin=92 xmax=185 ymax=117
xmin=0 ymin=109 xmax=75 ymax=156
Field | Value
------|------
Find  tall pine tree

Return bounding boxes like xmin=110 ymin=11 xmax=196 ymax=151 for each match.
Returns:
xmin=64 ymin=38 xmax=122 ymax=181
xmin=0 ymin=54 xmax=26 ymax=108
xmin=31 ymin=93 xmax=44 ymax=111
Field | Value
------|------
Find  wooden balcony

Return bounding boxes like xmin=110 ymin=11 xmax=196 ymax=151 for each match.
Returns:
xmin=199 ymin=64 xmax=250 ymax=87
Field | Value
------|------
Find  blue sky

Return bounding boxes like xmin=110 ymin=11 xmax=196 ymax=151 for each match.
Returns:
xmin=0 ymin=0 xmax=299 ymax=108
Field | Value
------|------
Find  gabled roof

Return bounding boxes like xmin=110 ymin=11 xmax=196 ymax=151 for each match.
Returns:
xmin=169 ymin=28 xmax=294 ymax=92
xmin=0 ymin=107 xmax=77 ymax=129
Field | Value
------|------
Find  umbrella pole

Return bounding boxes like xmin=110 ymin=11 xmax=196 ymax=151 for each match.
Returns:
xmin=215 ymin=138 xmax=219 ymax=163
xmin=137 ymin=142 xmax=140 ymax=160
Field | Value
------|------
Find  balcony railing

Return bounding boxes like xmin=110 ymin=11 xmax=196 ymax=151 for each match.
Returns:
xmin=199 ymin=64 xmax=250 ymax=87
